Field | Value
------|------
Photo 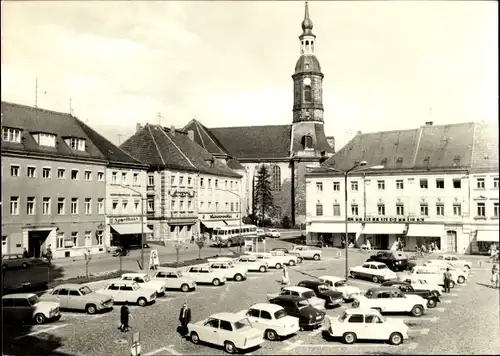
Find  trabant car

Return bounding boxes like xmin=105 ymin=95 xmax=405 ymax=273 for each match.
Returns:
xmin=268 ymin=295 xmax=325 ymax=330
xmin=40 ymin=284 xmax=113 ymax=314
xmin=403 ymin=278 xmax=443 ymax=297
xmin=150 ymin=268 xmax=196 ymax=292
xmin=289 ymin=245 xmax=322 ymax=261
xmin=423 ymin=261 xmax=468 ymax=284
xmin=349 ymin=262 xmax=398 ymax=283
xmin=232 ymin=256 xmax=269 ymax=273
xmin=327 ymin=308 xmax=408 ymax=345
xmin=183 ymin=266 xmax=227 ymax=286
xmin=247 ymin=252 xmax=284 ymax=269
xmin=381 ymin=281 xmax=440 ymax=308
xmin=297 ymin=280 xmax=344 ymax=308
xmin=433 ymin=254 xmax=472 ymax=269
xmin=188 ymin=312 xmax=265 ymax=354
xmin=318 ymin=275 xmax=361 ymax=301
xmin=238 ymin=303 xmax=300 ymax=341
xmin=407 ymin=265 xmax=455 ymax=288
xmin=267 ymin=286 xmax=326 ymax=310
xmin=271 ymin=248 xmax=304 ymax=263
xmin=266 ymin=229 xmax=281 ymax=238
xmin=97 ymin=281 xmax=157 ymax=306
xmin=2 ymin=254 xmax=32 ymax=270
xmin=269 ymin=250 xmax=299 ymax=266
xmin=206 ymin=260 xmax=248 ymax=282
xmin=119 ymin=273 xmax=167 ymax=296
xmin=352 ymin=287 xmax=427 ymax=317
xmin=2 ymin=293 xmax=61 ymax=325
xmin=366 ymin=251 xmax=416 ymax=272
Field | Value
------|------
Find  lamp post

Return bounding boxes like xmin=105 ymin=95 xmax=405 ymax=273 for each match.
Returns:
xmin=216 ymin=188 xmax=242 ymax=252
xmin=307 ymin=162 xmax=384 ymax=280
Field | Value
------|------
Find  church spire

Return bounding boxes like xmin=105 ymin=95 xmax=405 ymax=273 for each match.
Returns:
xmin=301 ymin=1 xmax=314 ymax=34
xmin=299 ymin=2 xmax=316 ymax=55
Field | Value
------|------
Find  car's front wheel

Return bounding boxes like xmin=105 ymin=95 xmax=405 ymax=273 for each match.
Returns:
xmin=427 ymin=298 xmax=437 ymax=308
xmin=212 ymin=278 xmax=221 ymax=286
xmin=137 ymin=297 xmax=147 ymax=306
xmin=313 ymin=254 xmax=320 ymax=261
xmin=289 ymin=260 xmax=296 ymax=267
xmin=190 ymin=332 xmax=200 ymax=344
xmin=259 ymin=265 xmax=267 ymax=273
xmin=342 ymin=332 xmax=357 ymax=344
xmin=389 ymin=332 xmax=403 ymax=345
xmin=411 ymin=305 xmax=424 ymax=317
xmin=265 ymin=329 xmax=278 ymax=341
xmin=431 ymin=290 xmax=440 ymax=298
xmin=457 ymin=276 xmax=465 ymax=284
xmin=34 ymin=313 xmax=46 ymax=325
xmin=449 ymin=280 xmax=456 ymax=288
xmin=85 ymin=304 xmax=97 ymax=315
xmin=224 ymin=341 xmax=237 ymax=354
xmin=180 ymin=284 xmax=190 ymax=292
xmin=234 ymin=273 xmax=243 ymax=282
xmin=297 ymin=257 xmax=303 ymax=263
xmin=372 ymin=275 xmax=380 ymax=283
xmin=275 ymin=263 xmax=282 ymax=269
xmin=22 ymin=262 xmax=29 ymax=268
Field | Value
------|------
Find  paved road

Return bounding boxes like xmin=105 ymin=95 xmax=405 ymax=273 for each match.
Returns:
xmin=4 ymin=248 xmax=498 ymax=355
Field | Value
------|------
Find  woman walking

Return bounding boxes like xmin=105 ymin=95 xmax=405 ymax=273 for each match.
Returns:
xmin=281 ymin=265 xmax=290 ymax=286
xmin=491 ymin=265 xmax=499 ymax=288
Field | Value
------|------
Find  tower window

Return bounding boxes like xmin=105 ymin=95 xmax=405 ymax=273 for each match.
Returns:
xmin=304 ymin=85 xmax=312 ymax=102
xmin=302 ymin=135 xmax=313 ymax=149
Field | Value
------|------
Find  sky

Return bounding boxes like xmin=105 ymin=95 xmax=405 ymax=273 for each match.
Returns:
xmin=1 ymin=1 xmax=498 ymax=149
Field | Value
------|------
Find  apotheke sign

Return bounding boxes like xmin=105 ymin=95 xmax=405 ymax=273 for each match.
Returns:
xmin=110 ymin=216 xmax=140 ymax=224
xmin=348 ymin=216 xmax=426 ymax=223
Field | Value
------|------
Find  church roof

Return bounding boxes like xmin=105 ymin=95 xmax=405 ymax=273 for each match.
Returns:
xmin=183 ymin=119 xmax=230 ymax=156
xmin=294 ymin=55 xmax=322 ymax=75
xmin=291 ymin=122 xmax=334 ymax=154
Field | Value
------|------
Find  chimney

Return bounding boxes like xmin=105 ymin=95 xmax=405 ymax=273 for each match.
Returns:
xmin=170 ymin=125 xmax=175 ymax=136
xmin=136 ymin=123 xmax=142 ymax=132
xmin=357 ymin=130 xmax=362 ymax=135
xmin=187 ymin=130 xmax=194 ymax=141
xmin=425 ymin=121 xmax=433 ymax=126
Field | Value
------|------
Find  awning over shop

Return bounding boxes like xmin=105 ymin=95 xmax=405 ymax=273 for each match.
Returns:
xmin=111 ymin=223 xmax=153 ymax=235
xmin=477 ymin=230 xmax=499 ymax=242
xmin=200 ymin=221 xmax=225 ymax=229
xmin=309 ymin=223 xmax=362 ymax=234
xmin=406 ymin=224 xmax=444 ymax=237
xmin=361 ymin=223 xmax=406 ymax=235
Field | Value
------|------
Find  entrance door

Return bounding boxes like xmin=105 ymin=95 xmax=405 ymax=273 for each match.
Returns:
xmin=28 ymin=230 xmax=51 ymax=257
xmin=378 ymin=235 xmax=389 ymax=250
xmin=446 ymin=230 xmax=457 ymax=253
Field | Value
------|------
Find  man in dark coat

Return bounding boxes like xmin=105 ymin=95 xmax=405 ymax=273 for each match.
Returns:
xmin=179 ymin=302 xmax=191 ymax=337
xmin=120 ymin=304 xmax=130 ymax=332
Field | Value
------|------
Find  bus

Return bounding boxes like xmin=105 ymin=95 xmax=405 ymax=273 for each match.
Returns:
xmin=211 ymin=224 xmax=258 ymax=247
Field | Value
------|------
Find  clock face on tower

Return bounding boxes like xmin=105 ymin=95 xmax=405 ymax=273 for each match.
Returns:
xmin=303 ymin=77 xmax=311 ymax=86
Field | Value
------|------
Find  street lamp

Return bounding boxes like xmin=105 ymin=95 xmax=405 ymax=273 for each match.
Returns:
xmin=307 ymin=162 xmax=384 ymax=281
xmin=215 ymin=188 xmax=242 ymax=253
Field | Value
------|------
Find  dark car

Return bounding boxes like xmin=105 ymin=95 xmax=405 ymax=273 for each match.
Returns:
xmin=268 ymin=295 xmax=325 ymax=330
xmin=366 ymin=251 xmax=416 ymax=272
xmin=297 ymin=280 xmax=344 ymax=308
xmin=381 ymin=281 xmax=440 ymax=308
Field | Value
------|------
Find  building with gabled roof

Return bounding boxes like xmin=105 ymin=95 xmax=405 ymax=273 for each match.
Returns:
xmin=305 ymin=121 xmax=498 ymax=255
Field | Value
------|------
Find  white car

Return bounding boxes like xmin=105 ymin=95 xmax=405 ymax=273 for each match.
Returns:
xmin=97 ymin=281 xmax=157 ymax=306
xmin=349 ymin=262 xmax=398 ymax=283
xmin=266 ymin=229 xmax=281 ymax=238
xmin=352 ymin=287 xmax=427 ymax=317
xmin=289 ymin=245 xmax=322 ymax=261
xmin=267 ymin=286 xmax=326 ymax=310
xmin=408 ymin=265 xmax=456 ymax=288
xmin=327 ymin=308 xmax=409 ymax=345
xmin=206 ymin=260 xmax=248 ymax=282
xmin=119 ymin=273 xmax=167 ymax=296
xmin=269 ymin=250 xmax=299 ymax=266
xmin=150 ymin=268 xmax=197 ymax=292
xmin=184 ymin=265 xmax=227 ymax=286
xmin=233 ymin=256 xmax=268 ymax=273
xmin=318 ymin=275 xmax=361 ymax=301
xmin=2 ymin=293 xmax=61 ymax=325
xmin=188 ymin=312 xmax=265 ymax=354
xmin=237 ymin=303 xmax=300 ymax=341
xmin=423 ymin=262 xmax=468 ymax=284
xmin=434 ymin=254 xmax=472 ymax=269
xmin=247 ymin=252 xmax=284 ymax=269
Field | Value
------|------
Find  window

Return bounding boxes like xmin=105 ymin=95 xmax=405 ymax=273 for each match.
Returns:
xmin=10 ymin=197 xmax=19 ymax=215
xmin=179 ymin=176 xmax=184 ymax=186
xmin=122 ymin=200 xmax=128 ymax=212
xmin=34 ymin=133 xmax=56 ymax=147
xmin=71 ymin=232 xmax=78 ymax=247
xmin=148 ymin=175 xmax=154 ymax=186
xmin=147 ymin=199 xmax=154 ymax=212
xmin=333 ymin=182 xmax=340 ymax=191
xmin=27 ymin=167 xmax=36 ymax=178
xmin=208 ymin=179 xmax=212 ymax=188
xmin=453 ymin=179 xmax=461 ymax=189
xmin=71 ymin=198 xmax=78 ymax=215
xmin=42 ymin=197 xmax=51 ymax=215
xmin=66 ymin=137 xmax=85 ymax=151
xmin=10 ymin=165 xmax=19 ymax=177
xmin=271 ymin=165 xmax=281 ymax=191
xmin=453 ymin=204 xmax=461 ymax=216
xmin=2 ymin=127 xmax=22 ymax=143
xmin=215 ymin=202 xmax=219 ymax=211
xmin=200 ymin=201 xmax=204 ymax=209
xmin=348 ymin=315 xmax=364 ymax=323
xmin=208 ymin=201 xmax=212 ymax=209
xmin=494 ymin=178 xmax=499 ymax=189
xmin=134 ymin=200 xmax=140 ymax=213
xmin=97 ymin=172 xmax=104 ymax=181
xmin=396 ymin=204 xmax=404 ymax=216
xmin=200 ymin=178 xmax=204 ymax=188
xmin=171 ymin=200 xmax=176 ymax=209
xmin=57 ymin=198 xmax=65 ymax=215
xmin=316 ymin=203 xmax=323 ymax=216
xmin=303 ymin=135 xmax=313 ymax=149
xmin=436 ymin=205 xmax=444 ymax=216
xmin=84 ymin=170 xmax=91 ymax=181
xmin=85 ymin=198 xmax=91 ymax=215
xmin=494 ymin=203 xmax=499 ymax=218
xmin=94 ymin=230 xmax=103 ymax=245
xmin=316 ymin=182 xmax=323 ymax=192
xmin=215 ymin=179 xmax=218 ymax=188
xmin=236 ymin=202 xmax=239 ymax=211
xmin=188 ymin=200 xmax=192 ymax=210
xmin=84 ymin=231 xmax=91 ymax=247
xmin=171 ymin=176 xmax=176 ymax=185
xmin=333 ymin=204 xmax=341 ymax=216
xmin=420 ymin=179 xmax=428 ymax=189
xmin=121 ymin=172 xmax=127 ymax=185
xmin=112 ymin=200 xmax=118 ymax=213
xmin=225 ymin=180 xmax=228 ymax=189
xmin=477 ymin=178 xmax=485 ymax=189
xmin=71 ymin=169 xmax=78 ymax=180
xmin=377 ymin=204 xmax=385 ymax=216
xmin=304 ymin=85 xmax=312 ymax=102
xmin=56 ymin=232 xmax=64 ymax=249
xmin=187 ymin=177 xmax=192 ymax=186
xmin=230 ymin=202 xmax=234 ymax=212
xmin=180 ymin=201 xmax=184 ymax=210
xmin=230 ymin=181 xmax=233 ymax=189
xmin=27 ymin=197 xmax=35 ymax=215
xmin=58 ymin=169 xmax=65 ymax=179
xmin=351 ymin=181 xmax=358 ymax=191
xmin=351 ymin=204 xmax=358 ymax=216
xmin=42 ymin=167 xmax=51 ymax=179
xmin=420 ymin=204 xmax=428 ymax=216
xmin=377 ymin=180 xmax=385 ymax=190
xmin=132 ymin=173 xmax=139 ymax=186
xmin=111 ymin=172 xmax=117 ymax=184
xmin=477 ymin=203 xmax=485 ymax=217
xmin=396 ymin=180 xmax=404 ymax=189
xmin=436 ymin=179 xmax=444 ymax=189
xmin=260 ymin=311 xmax=272 ymax=320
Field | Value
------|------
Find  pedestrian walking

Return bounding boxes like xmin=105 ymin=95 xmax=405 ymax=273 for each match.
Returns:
xmin=45 ymin=245 xmax=53 ymax=266
xmin=491 ymin=265 xmax=499 ymax=288
xmin=119 ymin=304 xmax=131 ymax=332
xmin=443 ymin=268 xmax=452 ymax=293
xmin=281 ymin=265 xmax=290 ymax=285
xmin=23 ymin=248 xmax=29 ymax=258
xmin=179 ymin=302 xmax=191 ymax=338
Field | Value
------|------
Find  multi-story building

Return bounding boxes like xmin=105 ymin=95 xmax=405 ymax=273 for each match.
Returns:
xmin=120 ymin=124 xmax=243 ymax=243
xmin=305 ymin=121 xmax=498 ymax=255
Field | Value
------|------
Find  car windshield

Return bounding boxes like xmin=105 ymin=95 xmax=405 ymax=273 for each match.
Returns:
xmin=234 ymin=318 xmax=252 ymax=331
xmin=297 ymin=300 xmax=311 ymax=309
xmin=274 ymin=309 xmax=287 ymax=319
xmin=334 ymin=280 xmax=346 ymax=287
xmin=143 ymin=276 xmax=151 ymax=282
xmin=378 ymin=265 xmax=388 ymax=269
xmin=79 ymin=286 xmax=92 ymax=295
xmin=28 ymin=295 xmax=39 ymax=305
xmin=365 ymin=290 xmax=374 ymax=298
xmin=338 ymin=312 xmax=348 ymax=322
xmin=318 ymin=285 xmax=329 ymax=292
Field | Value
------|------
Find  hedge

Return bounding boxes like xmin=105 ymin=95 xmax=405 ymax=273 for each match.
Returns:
xmin=158 ymin=252 xmax=244 ymax=268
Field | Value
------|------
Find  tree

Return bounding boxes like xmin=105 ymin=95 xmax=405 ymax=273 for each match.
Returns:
xmin=254 ymin=165 xmax=275 ymax=226
xmin=195 ymin=236 xmax=206 ymax=259
xmin=281 ymin=216 xmax=291 ymax=229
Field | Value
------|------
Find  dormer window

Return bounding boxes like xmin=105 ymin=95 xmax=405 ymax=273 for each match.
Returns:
xmin=302 ymin=135 xmax=313 ymax=150
xmin=33 ymin=133 xmax=56 ymax=147
xmin=65 ymin=137 xmax=86 ymax=151
xmin=2 ymin=127 xmax=22 ymax=143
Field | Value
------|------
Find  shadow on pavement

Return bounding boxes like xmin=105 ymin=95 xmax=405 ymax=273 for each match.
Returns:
xmin=476 ymin=282 xmax=498 ymax=289
xmin=2 ymin=332 xmax=73 ymax=356
xmin=2 ymin=263 xmax=66 ymax=291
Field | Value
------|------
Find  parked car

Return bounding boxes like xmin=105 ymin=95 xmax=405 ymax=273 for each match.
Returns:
xmin=206 ymin=260 xmax=248 ymax=282
xmin=326 ymin=308 xmax=408 ymax=345
xmin=297 ymin=280 xmax=344 ymax=308
xmin=39 ymin=284 xmax=114 ymax=314
xmin=366 ymin=251 xmax=416 ymax=272
xmin=237 ymin=303 xmax=300 ymax=341
xmin=150 ymin=268 xmax=196 ymax=292
xmin=352 ymin=287 xmax=427 ymax=317
xmin=188 ymin=312 xmax=265 ymax=354
xmin=233 ymin=256 xmax=268 ymax=273
xmin=183 ymin=265 xmax=227 ymax=286
xmin=407 ymin=265 xmax=454 ymax=288
xmin=2 ymin=254 xmax=32 ymax=270
xmin=402 ymin=278 xmax=443 ymax=297
xmin=119 ymin=273 xmax=167 ymax=296
xmin=289 ymin=245 xmax=322 ymax=261
xmin=267 ymin=286 xmax=326 ymax=310
xmin=2 ymin=293 xmax=61 ymax=325
xmin=256 ymin=229 xmax=266 ymax=241
xmin=247 ymin=252 xmax=284 ymax=269
xmin=349 ymin=262 xmax=398 ymax=283
xmin=318 ymin=275 xmax=361 ymax=301
xmin=433 ymin=254 xmax=472 ymax=269
xmin=97 ymin=281 xmax=157 ymax=306
xmin=268 ymin=295 xmax=325 ymax=330
xmin=269 ymin=250 xmax=299 ymax=266
xmin=423 ymin=261 xmax=469 ymax=284
xmin=266 ymin=229 xmax=281 ymax=238
xmin=380 ymin=281 xmax=440 ymax=308
xmin=271 ymin=248 xmax=303 ymax=263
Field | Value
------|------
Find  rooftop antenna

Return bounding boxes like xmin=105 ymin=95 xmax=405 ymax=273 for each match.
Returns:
xmin=35 ymin=77 xmax=38 ymax=108
xmin=117 ymin=134 xmax=123 ymax=145
xmin=157 ymin=112 xmax=163 ymax=125
xmin=69 ymin=98 xmax=74 ymax=115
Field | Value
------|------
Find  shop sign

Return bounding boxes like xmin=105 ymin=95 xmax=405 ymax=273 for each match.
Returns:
xmin=168 ymin=190 xmax=195 ymax=198
xmin=64 ymin=240 xmax=74 ymax=248
xmin=209 ymin=214 xmax=232 ymax=219
xmin=348 ymin=216 xmax=426 ymax=223
xmin=110 ymin=216 xmax=140 ymax=224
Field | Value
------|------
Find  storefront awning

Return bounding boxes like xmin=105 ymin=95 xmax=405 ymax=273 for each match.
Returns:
xmin=200 ymin=221 xmax=225 ymax=229
xmin=309 ymin=223 xmax=362 ymax=234
xmin=406 ymin=224 xmax=444 ymax=237
xmin=477 ymin=230 xmax=499 ymax=242
xmin=361 ymin=223 xmax=406 ymax=235
xmin=111 ymin=223 xmax=152 ymax=235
